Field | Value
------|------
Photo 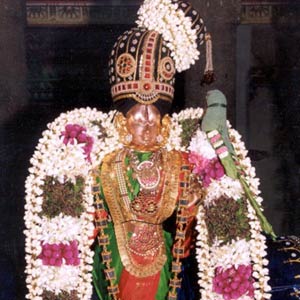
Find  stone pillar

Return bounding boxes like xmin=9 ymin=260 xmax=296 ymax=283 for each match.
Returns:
xmin=185 ymin=0 xmax=241 ymax=123
xmin=0 ymin=1 xmax=27 ymax=297
xmin=0 ymin=0 xmax=27 ymax=123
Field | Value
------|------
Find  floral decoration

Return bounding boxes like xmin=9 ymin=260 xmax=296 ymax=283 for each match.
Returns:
xmin=39 ymin=240 xmax=80 ymax=267
xmin=189 ymin=153 xmax=225 ymax=187
xmin=213 ymin=265 xmax=255 ymax=300
xmin=25 ymin=106 xmax=271 ymax=300
xmin=136 ymin=0 xmax=201 ymax=72
xmin=204 ymin=196 xmax=251 ymax=246
xmin=192 ymin=124 xmax=271 ymax=300
xmin=179 ymin=118 xmax=200 ymax=147
xmin=61 ymin=124 xmax=94 ymax=162
xmin=24 ymin=108 xmax=121 ymax=300
xmin=42 ymin=290 xmax=79 ymax=300
xmin=42 ymin=176 xmax=85 ymax=218
xmin=167 ymin=107 xmax=270 ymax=299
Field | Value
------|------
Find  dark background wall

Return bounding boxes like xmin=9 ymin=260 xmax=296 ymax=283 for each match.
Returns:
xmin=0 ymin=0 xmax=300 ymax=298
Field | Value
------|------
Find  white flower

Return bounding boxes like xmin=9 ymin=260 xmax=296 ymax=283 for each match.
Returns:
xmin=188 ymin=129 xmax=216 ymax=159
xmin=37 ymin=265 xmax=80 ymax=291
xmin=210 ymin=239 xmax=251 ymax=270
xmin=136 ymin=0 xmax=201 ymax=72
xmin=204 ymin=176 xmax=244 ymax=206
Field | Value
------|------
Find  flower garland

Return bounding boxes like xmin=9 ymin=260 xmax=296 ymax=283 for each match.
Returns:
xmin=190 ymin=126 xmax=271 ymax=299
xmin=25 ymin=106 xmax=271 ymax=300
xmin=167 ymin=107 xmax=204 ymax=150
xmin=167 ymin=107 xmax=271 ymax=300
xmin=24 ymin=108 xmax=121 ymax=300
xmin=136 ymin=0 xmax=201 ymax=72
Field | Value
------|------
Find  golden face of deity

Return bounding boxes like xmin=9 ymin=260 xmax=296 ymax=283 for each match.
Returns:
xmin=126 ymin=104 xmax=161 ymax=150
xmin=114 ymin=104 xmax=171 ymax=151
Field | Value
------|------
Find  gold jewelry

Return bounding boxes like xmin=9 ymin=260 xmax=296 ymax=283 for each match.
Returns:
xmin=113 ymin=112 xmax=131 ymax=146
xmin=100 ymin=149 xmax=182 ymax=277
xmin=159 ymin=114 xmax=171 ymax=147
xmin=93 ymin=150 xmax=196 ymax=300
xmin=92 ymin=168 xmax=119 ymax=300
xmin=128 ymin=149 xmax=162 ymax=191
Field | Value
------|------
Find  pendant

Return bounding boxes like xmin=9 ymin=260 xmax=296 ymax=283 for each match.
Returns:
xmin=136 ymin=160 xmax=160 ymax=190
xmin=127 ymin=224 xmax=163 ymax=256
xmin=130 ymin=193 xmax=158 ymax=215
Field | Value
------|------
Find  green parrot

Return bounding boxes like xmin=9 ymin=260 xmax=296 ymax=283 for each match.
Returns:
xmin=201 ymin=89 xmax=238 ymax=179
xmin=201 ymin=89 xmax=235 ymax=154
xmin=201 ymin=89 xmax=276 ymax=239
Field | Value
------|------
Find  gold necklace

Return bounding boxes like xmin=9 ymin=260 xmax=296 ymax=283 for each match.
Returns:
xmin=120 ymin=148 xmax=165 ymax=217
xmin=93 ymin=150 xmax=193 ymax=299
xmin=127 ymin=149 xmax=162 ymax=191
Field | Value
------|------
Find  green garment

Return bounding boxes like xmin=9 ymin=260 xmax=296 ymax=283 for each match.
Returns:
xmin=92 ymin=229 xmax=173 ymax=300
xmin=92 ymin=152 xmax=174 ymax=300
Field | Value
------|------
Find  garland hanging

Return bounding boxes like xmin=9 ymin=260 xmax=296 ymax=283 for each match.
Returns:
xmin=24 ymin=107 xmax=271 ymax=300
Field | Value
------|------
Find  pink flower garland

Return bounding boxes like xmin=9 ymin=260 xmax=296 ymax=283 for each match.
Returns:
xmin=213 ymin=265 xmax=255 ymax=300
xmin=39 ymin=240 xmax=80 ymax=267
xmin=61 ymin=124 xmax=94 ymax=162
xmin=188 ymin=151 xmax=225 ymax=187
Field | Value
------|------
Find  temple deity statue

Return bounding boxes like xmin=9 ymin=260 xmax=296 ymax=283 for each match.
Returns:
xmin=24 ymin=1 xmax=284 ymax=300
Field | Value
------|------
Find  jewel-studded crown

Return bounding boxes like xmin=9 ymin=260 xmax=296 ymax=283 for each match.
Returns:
xmin=109 ymin=0 xmax=213 ymax=111
xmin=109 ymin=28 xmax=176 ymax=106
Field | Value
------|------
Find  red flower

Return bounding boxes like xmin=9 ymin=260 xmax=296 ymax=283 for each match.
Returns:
xmin=188 ymin=151 xmax=209 ymax=175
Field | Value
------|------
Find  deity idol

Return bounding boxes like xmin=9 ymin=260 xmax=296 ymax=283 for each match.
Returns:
xmin=92 ymin=102 xmax=202 ymax=300
xmin=24 ymin=1 xmax=279 ymax=300
xmin=91 ymin=16 xmax=210 ymax=298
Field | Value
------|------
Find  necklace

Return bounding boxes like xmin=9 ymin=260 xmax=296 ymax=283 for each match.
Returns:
xmin=127 ymin=149 xmax=162 ymax=191
xmin=120 ymin=149 xmax=165 ymax=217
xmin=93 ymin=149 xmax=192 ymax=300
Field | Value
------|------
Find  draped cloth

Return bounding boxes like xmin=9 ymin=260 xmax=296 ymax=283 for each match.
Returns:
xmin=119 ymin=269 xmax=161 ymax=300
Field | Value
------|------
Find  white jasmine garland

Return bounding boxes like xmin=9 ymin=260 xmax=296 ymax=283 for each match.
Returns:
xmin=24 ymin=107 xmax=271 ymax=300
xmin=210 ymin=239 xmax=251 ymax=270
xmin=175 ymin=110 xmax=271 ymax=299
xmin=188 ymin=129 xmax=217 ymax=160
xmin=40 ymin=215 xmax=84 ymax=243
xmin=195 ymin=205 xmax=214 ymax=300
xmin=136 ymin=0 xmax=201 ymax=72
xmin=36 ymin=266 xmax=80 ymax=293
xmin=166 ymin=117 xmax=183 ymax=151
xmin=24 ymin=108 xmax=120 ymax=299
xmin=204 ymin=176 xmax=244 ymax=206
xmin=172 ymin=107 xmax=203 ymax=122
xmin=247 ymin=201 xmax=271 ymax=299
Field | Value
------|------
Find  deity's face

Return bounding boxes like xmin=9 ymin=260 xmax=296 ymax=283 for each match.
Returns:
xmin=125 ymin=104 xmax=161 ymax=150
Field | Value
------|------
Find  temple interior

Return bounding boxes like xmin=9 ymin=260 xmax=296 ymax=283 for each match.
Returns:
xmin=0 ymin=0 xmax=299 ymax=298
